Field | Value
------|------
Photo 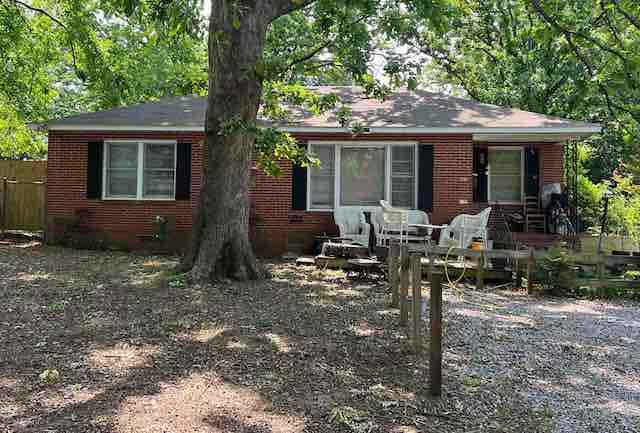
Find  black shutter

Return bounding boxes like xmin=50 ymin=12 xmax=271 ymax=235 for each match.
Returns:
xmin=473 ymin=147 xmax=488 ymax=202
xmin=86 ymin=141 xmax=103 ymax=199
xmin=175 ymin=142 xmax=192 ymax=200
xmin=291 ymin=142 xmax=308 ymax=210
xmin=524 ymin=147 xmax=540 ymax=197
xmin=418 ymin=144 xmax=434 ymax=212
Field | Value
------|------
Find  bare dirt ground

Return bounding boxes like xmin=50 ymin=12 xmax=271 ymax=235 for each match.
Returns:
xmin=1 ymin=242 xmax=639 ymax=433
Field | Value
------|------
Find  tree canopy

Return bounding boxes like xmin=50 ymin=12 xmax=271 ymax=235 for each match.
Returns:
xmin=0 ymin=0 xmax=207 ymax=158
xmin=397 ymin=0 xmax=640 ymax=181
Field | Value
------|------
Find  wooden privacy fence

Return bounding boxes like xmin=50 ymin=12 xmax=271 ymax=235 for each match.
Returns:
xmin=0 ymin=161 xmax=47 ymax=232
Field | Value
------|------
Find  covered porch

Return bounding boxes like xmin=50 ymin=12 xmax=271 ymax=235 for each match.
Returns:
xmin=298 ymin=136 xmax=577 ymax=252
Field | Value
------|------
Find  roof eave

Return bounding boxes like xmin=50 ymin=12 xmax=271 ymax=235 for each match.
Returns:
xmin=46 ymin=124 xmax=602 ymax=136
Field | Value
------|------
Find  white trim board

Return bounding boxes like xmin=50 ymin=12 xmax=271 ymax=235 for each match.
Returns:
xmin=47 ymin=124 xmax=601 ymax=136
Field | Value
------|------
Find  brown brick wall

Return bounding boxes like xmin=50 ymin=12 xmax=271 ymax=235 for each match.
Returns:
xmin=46 ymin=131 xmax=203 ymax=251
xmin=46 ymin=131 xmax=565 ymax=256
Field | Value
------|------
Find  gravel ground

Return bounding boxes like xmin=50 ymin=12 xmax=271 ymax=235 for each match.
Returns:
xmin=1 ymin=242 xmax=639 ymax=433
xmin=442 ymin=290 xmax=640 ymax=433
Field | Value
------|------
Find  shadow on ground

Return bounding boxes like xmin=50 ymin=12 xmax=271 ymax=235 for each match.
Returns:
xmin=1 ymin=244 xmax=638 ymax=432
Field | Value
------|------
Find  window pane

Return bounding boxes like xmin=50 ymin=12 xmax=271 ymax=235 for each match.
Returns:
xmin=106 ymin=143 xmax=138 ymax=197
xmin=310 ymin=145 xmax=335 ymax=208
xmin=391 ymin=145 xmax=415 ymax=208
xmin=143 ymin=170 xmax=175 ymax=197
xmin=107 ymin=169 xmax=137 ymax=196
xmin=108 ymin=143 xmax=138 ymax=169
xmin=340 ymin=147 xmax=385 ymax=206
xmin=145 ymin=143 xmax=175 ymax=169
xmin=491 ymin=176 xmax=521 ymax=201
xmin=489 ymin=150 xmax=522 ymax=202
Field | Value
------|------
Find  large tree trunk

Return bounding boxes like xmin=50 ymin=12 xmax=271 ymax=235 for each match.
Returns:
xmin=181 ymin=0 xmax=272 ymax=282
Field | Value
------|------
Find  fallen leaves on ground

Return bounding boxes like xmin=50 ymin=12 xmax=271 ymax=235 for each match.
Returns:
xmin=1 ymin=243 xmax=639 ymax=432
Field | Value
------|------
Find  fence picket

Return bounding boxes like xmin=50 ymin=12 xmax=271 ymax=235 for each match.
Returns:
xmin=0 ymin=161 xmax=47 ymax=231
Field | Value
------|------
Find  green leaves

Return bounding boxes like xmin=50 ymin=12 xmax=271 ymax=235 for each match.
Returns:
xmin=411 ymin=0 xmax=639 ymax=183
xmin=0 ymin=97 xmax=46 ymax=160
xmin=254 ymin=127 xmax=319 ymax=177
xmin=0 ymin=0 xmax=208 ymax=151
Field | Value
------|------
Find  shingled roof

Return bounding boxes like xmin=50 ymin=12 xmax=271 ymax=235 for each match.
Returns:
xmin=47 ymin=86 xmax=600 ymax=136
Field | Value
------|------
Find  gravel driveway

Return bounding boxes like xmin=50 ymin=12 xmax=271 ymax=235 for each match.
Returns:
xmin=443 ymin=290 xmax=640 ymax=433
xmin=1 ymin=242 xmax=639 ymax=432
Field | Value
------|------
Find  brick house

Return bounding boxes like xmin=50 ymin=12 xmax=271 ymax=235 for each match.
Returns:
xmin=44 ymin=87 xmax=600 ymax=256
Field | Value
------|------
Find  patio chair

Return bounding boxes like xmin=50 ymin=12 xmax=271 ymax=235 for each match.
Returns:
xmin=333 ymin=207 xmax=370 ymax=248
xmin=438 ymin=207 xmax=492 ymax=249
xmin=375 ymin=201 xmax=408 ymax=245
xmin=373 ymin=201 xmax=431 ymax=245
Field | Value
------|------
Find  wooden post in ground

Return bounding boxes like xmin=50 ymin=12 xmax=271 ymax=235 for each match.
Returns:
xmin=475 ymin=250 xmax=485 ymax=290
xmin=425 ymin=244 xmax=433 ymax=281
xmin=411 ymin=253 xmax=422 ymax=353
xmin=597 ymin=253 xmax=606 ymax=290
xmin=1 ymin=177 xmax=7 ymax=237
xmin=399 ymin=244 xmax=409 ymax=326
xmin=526 ymin=248 xmax=535 ymax=294
xmin=515 ymin=256 xmax=523 ymax=287
xmin=389 ymin=243 xmax=400 ymax=307
xmin=429 ymin=272 xmax=443 ymax=396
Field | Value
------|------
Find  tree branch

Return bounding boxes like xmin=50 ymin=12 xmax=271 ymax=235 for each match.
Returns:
xmin=530 ymin=0 xmax=616 ymax=118
xmin=280 ymin=14 xmax=367 ymax=75
xmin=610 ymin=0 xmax=640 ymax=31
xmin=6 ymin=0 xmax=82 ymax=79
xmin=268 ymin=0 xmax=316 ymax=22
xmin=530 ymin=0 xmax=630 ymax=67
xmin=420 ymin=46 xmax=482 ymax=101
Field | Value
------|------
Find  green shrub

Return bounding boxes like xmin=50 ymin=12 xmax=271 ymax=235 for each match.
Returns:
xmin=535 ymin=246 xmax=577 ymax=295
xmin=624 ymin=270 xmax=640 ymax=280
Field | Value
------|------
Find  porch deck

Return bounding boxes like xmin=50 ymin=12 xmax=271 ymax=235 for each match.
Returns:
xmin=511 ymin=232 xmax=579 ymax=249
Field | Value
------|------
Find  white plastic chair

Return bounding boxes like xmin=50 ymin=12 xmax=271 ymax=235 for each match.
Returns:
xmin=333 ymin=207 xmax=370 ymax=247
xmin=378 ymin=200 xmax=409 ymax=245
xmin=438 ymin=207 xmax=492 ymax=249
xmin=373 ymin=205 xmax=432 ymax=246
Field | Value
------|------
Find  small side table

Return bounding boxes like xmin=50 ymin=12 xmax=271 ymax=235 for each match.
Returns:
xmin=313 ymin=235 xmax=351 ymax=255
xmin=347 ymin=258 xmax=382 ymax=279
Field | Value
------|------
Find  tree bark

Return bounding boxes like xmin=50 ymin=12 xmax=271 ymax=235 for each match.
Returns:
xmin=181 ymin=0 xmax=316 ymax=282
xmin=181 ymin=0 xmax=272 ymax=282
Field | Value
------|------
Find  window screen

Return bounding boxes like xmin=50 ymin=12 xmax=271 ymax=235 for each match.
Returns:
xmin=489 ymin=149 xmax=522 ymax=202
xmin=309 ymin=144 xmax=335 ymax=208
xmin=105 ymin=142 xmax=138 ymax=198
xmin=340 ymin=147 xmax=386 ymax=206
xmin=391 ymin=145 xmax=415 ymax=207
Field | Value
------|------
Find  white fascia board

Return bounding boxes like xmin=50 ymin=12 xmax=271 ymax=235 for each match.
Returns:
xmin=47 ymin=124 xmax=602 ymax=135
xmin=47 ymin=124 xmax=204 ymax=131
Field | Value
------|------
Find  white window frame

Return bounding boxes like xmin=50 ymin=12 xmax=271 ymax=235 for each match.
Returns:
xmin=102 ymin=140 xmax=177 ymax=201
xmin=487 ymin=146 xmax=524 ymax=204
xmin=306 ymin=141 xmax=418 ymax=211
